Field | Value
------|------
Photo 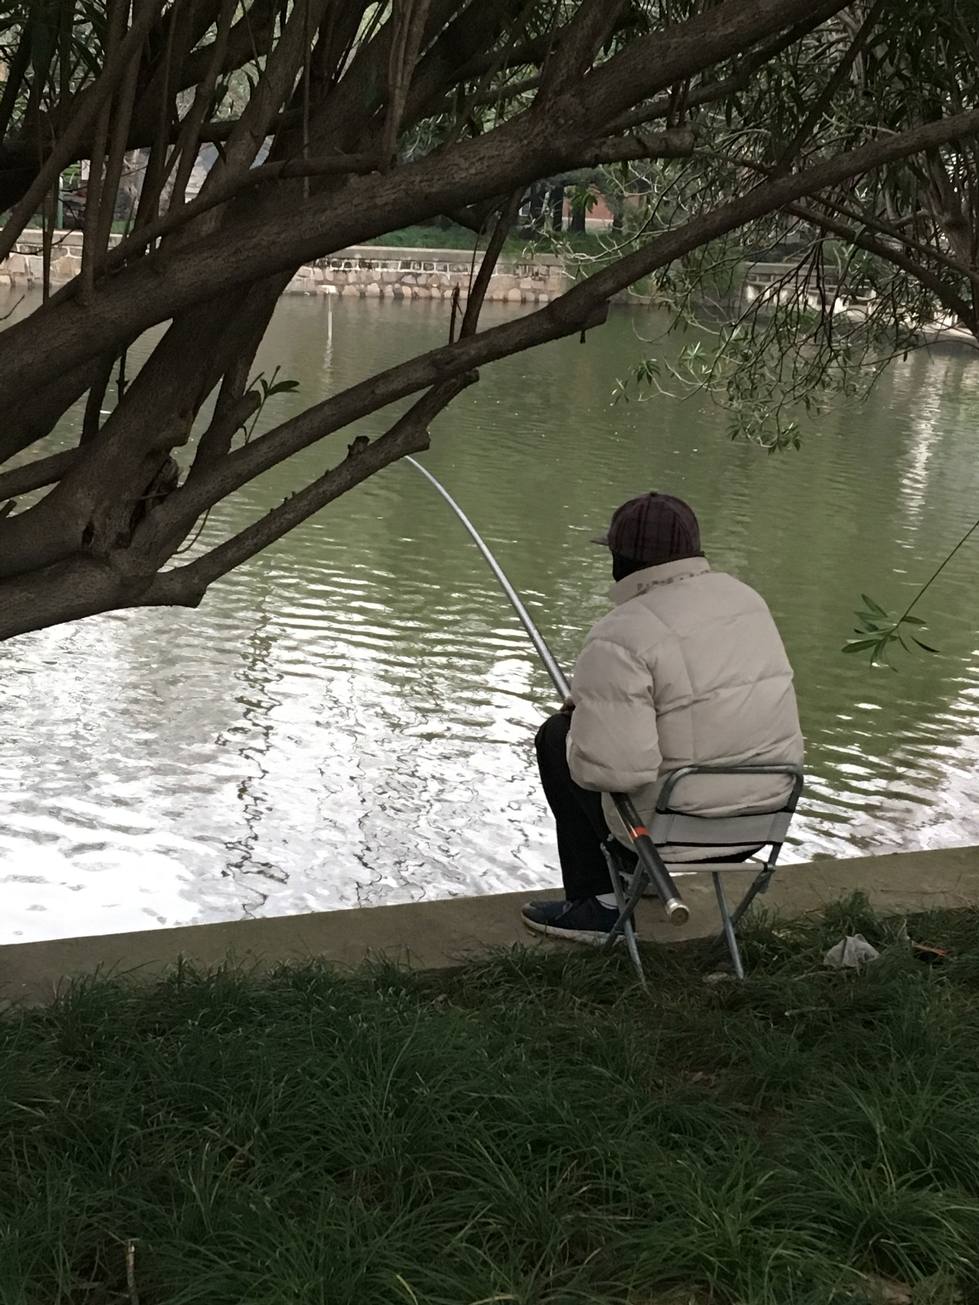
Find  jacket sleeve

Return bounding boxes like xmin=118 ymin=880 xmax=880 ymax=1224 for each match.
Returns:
xmin=567 ymin=635 xmax=662 ymax=793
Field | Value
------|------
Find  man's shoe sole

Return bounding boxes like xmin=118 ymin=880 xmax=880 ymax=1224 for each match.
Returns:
xmin=521 ymin=915 xmax=628 ymax=947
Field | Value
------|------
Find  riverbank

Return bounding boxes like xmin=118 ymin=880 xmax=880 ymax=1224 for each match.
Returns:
xmin=2 ymin=844 xmax=977 ymax=1005
xmin=3 ymin=894 xmax=979 ymax=1303
xmin=0 ymin=229 xmax=650 ymax=305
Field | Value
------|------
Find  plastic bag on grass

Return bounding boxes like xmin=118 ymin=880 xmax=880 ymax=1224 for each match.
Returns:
xmin=823 ymin=933 xmax=881 ymax=970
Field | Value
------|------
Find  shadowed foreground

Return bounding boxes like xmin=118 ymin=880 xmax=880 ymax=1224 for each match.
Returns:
xmin=2 ymin=898 xmax=978 ymax=1305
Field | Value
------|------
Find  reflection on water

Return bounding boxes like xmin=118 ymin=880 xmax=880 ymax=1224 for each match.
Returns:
xmin=2 ymin=295 xmax=979 ymax=943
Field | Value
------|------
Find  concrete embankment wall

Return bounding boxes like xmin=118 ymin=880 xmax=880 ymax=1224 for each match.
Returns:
xmin=0 ymin=232 xmax=573 ymax=306
xmin=2 ymin=844 xmax=977 ymax=1006
xmin=289 ymin=244 xmax=572 ymax=304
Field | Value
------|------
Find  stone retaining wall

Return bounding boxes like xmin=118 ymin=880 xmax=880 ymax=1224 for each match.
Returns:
xmin=0 ymin=232 xmax=572 ymax=305
xmin=289 ymin=244 xmax=570 ymax=304
xmin=0 ymin=232 xmax=97 ymax=290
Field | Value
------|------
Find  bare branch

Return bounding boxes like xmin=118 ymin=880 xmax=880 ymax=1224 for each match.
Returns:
xmin=18 ymin=100 xmax=979 ymax=424
xmin=787 ymin=201 xmax=976 ymax=328
xmin=777 ymin=0 xmax=887 ymax=168
xmin=152 ymin=102 xmax=979 ymax=536
xmin=109 ymin=152 xmax=381 ymax=264
xmin=130 ymin=4 xmax=180 ymax=237
xmin=382 ymin=0 xmax=433 ymax=166
xmin=1 ymin=0 xmax=977 ymax=637
xmin=539 ymin=0 xmax=627 ymax=100
xmin=0 ymin=21 xmax=33 ymax=143
xmin=96 ymin=0 xmax=148 ymax=262
xmin=461 ymin=190 xmax=522 ymax=336
xmin=146 ymin=378 xmax=475 ymax=600
xmin=203 ymin=0 xmax=332 ymax=188
xmin=0 ymin=450 xmax=80 ymax=500
xmin=178 ymin=0 xmax=278 ymax=92
xmin=190 ymin=391 xmax=262 ymax=476
xmin=467 ymin=74 xmax=541 ymax=108
xmin=581 ymin=0 xmax=850 ymax=125
xmin=582 ymin=129 xmax=696 ymax=164
xmin=169 ymin=0 xmax=238 ymax=211
xmin=81 ymin=0 xmax=127 ymax=299
xmin=0 ymin=0 xmax=164 ymax=261
xmin=610 ymin=10 xmax=846 ymax=132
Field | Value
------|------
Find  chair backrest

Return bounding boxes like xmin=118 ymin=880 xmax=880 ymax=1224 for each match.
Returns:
xmin=648 ymin=764 xmax=803 ymax=849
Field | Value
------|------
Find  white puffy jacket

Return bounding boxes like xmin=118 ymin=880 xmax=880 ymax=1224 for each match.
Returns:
xmin=566 ymin=557 xmax=803 ymax=859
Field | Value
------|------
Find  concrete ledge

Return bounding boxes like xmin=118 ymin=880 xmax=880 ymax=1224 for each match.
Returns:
xmin=1 ymin=845 xmax=977 ymax=1005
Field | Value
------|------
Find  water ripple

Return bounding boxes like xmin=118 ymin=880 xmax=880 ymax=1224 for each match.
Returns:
xmin=2 ymin=295 xmax=979 ymax=941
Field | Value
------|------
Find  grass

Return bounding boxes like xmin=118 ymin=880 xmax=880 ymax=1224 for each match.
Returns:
xmin=3 ymin=897 xmax=979 ymax=1304
xmin=361 ymin=223 xmax=617 ymax=258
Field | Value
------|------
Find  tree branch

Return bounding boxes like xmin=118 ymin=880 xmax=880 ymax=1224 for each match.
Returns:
xmin=461 ymin=190 xmax=522 ymax=336
xmin=580 ymin=0 xmax=850 ymax=125
xmin=0 ymin=20 xmax=33 ymax=143
xmin=169 ymin=0 xmax=238 ymax=211
xmin=776 ymin=0 xmax=886 ymax=168
xmin=95 ymin=0 xmax=147 ymax=263
xmin=109 ymin=152 xmax=381 ymax=265
xmin=0 ymin=0 xmax=851 ymax=412
xmin=0 ymin=0 xmax=165 ymax=261
xmin=142 ymin=102 xmax=979 ymax=547
xmin=610 ymin=14 xmax=830 ymax=133
xmin=582 ymin=129 xmax=696 ymax=164
xmin=539 ymin=0 xmax=627 ymax=100
xmin=382 ymin=0 xmax=433 ymax=165
xmin=178 ymin=0 xmax=278 ymax=92
xmin=146 ymin=377 xmax=475 ymax=601
xmin=0 ymin=449 xmax=80 ymax=500
xmin=716 ymin=146 xmax=979 ymax=293
xmin=787 ymin=201 xmax=976 ymax=328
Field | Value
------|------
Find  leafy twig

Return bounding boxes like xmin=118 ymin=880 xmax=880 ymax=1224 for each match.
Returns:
xmin=843 ymin=517 xmax=979 ymax=664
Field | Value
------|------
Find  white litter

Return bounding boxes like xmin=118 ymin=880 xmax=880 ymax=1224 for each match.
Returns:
xmin=823 ymin=934 xmax=881 ymax=970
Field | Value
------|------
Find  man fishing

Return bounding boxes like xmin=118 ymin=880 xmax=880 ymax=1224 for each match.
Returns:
xmin=523 ymin=491 xmax=804 ymax=944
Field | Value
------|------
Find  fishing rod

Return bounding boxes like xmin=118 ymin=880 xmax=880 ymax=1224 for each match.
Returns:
xmin=406 ymin=455 xmax=689 ymax=927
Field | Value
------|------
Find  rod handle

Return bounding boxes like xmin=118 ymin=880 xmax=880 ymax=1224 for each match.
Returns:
xmin=662 ymin=895 xmax=690 ymax=926
xmin=611 ymin=792 xmax=689 ymax=927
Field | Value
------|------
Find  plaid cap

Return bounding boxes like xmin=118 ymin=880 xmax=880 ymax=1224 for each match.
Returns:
xmin=593 ymin=492 xmax=701 ymax=564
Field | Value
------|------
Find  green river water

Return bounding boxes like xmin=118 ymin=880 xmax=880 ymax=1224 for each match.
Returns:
xmin=2 ymin=293 xmax=978 ymax=942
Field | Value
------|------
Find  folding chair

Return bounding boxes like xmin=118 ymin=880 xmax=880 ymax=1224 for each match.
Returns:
xmin=601 ymin=764 xmax=804 ymax=985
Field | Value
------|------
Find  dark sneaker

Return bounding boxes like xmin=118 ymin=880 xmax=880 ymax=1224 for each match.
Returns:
xmin=521 ymin=897 xmax=628 ymax=946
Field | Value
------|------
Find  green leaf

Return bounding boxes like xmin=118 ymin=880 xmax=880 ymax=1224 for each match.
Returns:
xmin=899 ymin=614 xmax=927 ymax=627
xmin=267 ymin=379 xmax=300 ymax=396
xmin=912 ymin=637 xmax=941 ymax=654
xmin=860 ymin=593 xmax=888 ymax=618
xmin=843 ymin=637 xmax=881 ymax=654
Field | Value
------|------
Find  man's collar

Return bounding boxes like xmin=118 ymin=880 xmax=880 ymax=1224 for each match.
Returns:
xmin=609 ymin=556 xmax=710 ymax=605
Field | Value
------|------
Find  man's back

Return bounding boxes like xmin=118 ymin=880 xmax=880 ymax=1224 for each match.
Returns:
xmin=524 ymin=490 xmax=802 ymax=942
xmin=567 ymin=556 xmax=803 ymax=852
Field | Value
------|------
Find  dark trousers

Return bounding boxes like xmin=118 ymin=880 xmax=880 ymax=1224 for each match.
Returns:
xmin=535 ymin=712 xmax=757 ymax=900
xmin=535 ymin=711 xmax=616 ymax=898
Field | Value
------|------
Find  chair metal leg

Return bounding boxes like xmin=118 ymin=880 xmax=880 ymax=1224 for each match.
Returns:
xmin=707 ymin=857 xmax=784 ymax=970
xmin=713 ymin=872 xmax=745 ymax=981
xmin=618 ymin=911 xmax=646 ymax=990
xmin=728 ymin=865 xmax=776 ymax=929
xmin=603 ymin=841 xmax=648 ymax=989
